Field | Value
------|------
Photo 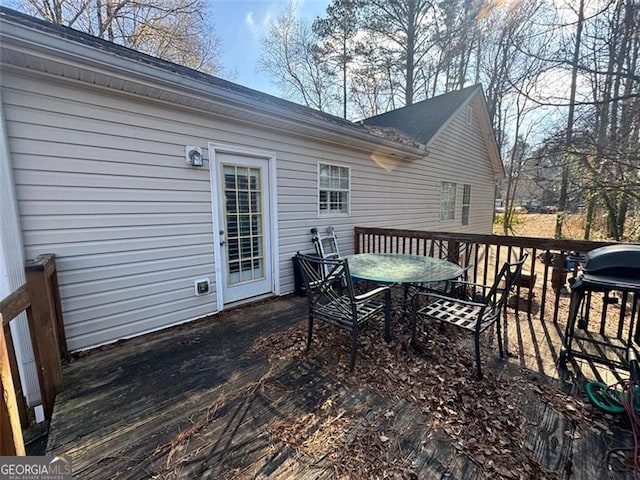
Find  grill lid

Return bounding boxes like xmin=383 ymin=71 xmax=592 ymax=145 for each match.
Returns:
xmin=574 ymin=244 xmax=640 ymax=292
xmin=583 ymin=245 xmax=640 ymax=277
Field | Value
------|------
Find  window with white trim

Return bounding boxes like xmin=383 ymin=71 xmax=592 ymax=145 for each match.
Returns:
xmin=465 ymin=106 xmax=473 ymax=126
xmin=318 ymin=163 xmax=350 ymax=216
xmin=462 ymin=184 xmax=471 ymax=225
xmin=440 ymin=181 xmax=456 ymax=221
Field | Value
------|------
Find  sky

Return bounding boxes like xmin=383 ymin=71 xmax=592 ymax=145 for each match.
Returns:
xmin=211 ymin=0 xmax=330 ymax=96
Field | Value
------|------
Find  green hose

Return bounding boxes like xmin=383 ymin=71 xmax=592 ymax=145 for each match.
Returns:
xmin=586 ymin=381 xmax=626 ymax=414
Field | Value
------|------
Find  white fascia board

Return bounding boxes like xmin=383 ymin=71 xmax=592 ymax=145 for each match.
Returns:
xmin=472 ymin=93 xmax=504 ymax=179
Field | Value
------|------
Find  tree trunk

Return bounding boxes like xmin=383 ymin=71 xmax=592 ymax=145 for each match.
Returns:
xmin=555 ymin=0 xmax=585 ymax=239
xmin=584 ymin=194 xmax=595 ymax=240
xmin=342 ymin=36 xmax=348 ymax=119
xmin=405 ymin=2 xmax=415 ymax=105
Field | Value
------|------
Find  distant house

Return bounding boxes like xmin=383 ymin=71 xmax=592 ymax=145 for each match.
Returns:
xmin=0 ymin=6 xmax=502 ymax=380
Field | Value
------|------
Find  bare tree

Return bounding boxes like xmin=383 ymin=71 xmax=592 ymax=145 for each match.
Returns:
xmin=350 ymin=59 xmax=397 ymax=118
xmin=549 ymin=0 xmax=640 ymax=240
xmin=14 ymin=0 xmax=222 ymax=74
xmin=554 ymin=0 xmax=585 ymax=239
xmin=360 ymin=0 xmax=438 ymax=106
xmin=430 ymin=0 xmax=482 ymax=93
xmin=258 ymin=3 xmax=339 ymax=113
xmin=313 ymin=0 xmax=362 ymax=119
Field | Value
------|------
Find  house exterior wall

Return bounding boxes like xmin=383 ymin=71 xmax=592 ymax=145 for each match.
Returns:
xmin=423 ymin=105 xmax=497 ymax=234
xmin=2 ymin=67 xmax=497 ymax=352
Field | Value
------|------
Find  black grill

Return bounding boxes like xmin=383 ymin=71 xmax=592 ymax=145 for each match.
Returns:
xmin=573 ymin=244 xmax=640 ymax=292
xmin=561 ymin=245 xmax=640 ymax=371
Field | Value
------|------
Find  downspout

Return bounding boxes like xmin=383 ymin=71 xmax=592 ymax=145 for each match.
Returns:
xmin=0 ymin=88 xmax=42 ymax=408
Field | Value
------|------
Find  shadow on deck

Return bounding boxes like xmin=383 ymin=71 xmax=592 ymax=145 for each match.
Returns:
xmin=46 ymin=294 xmax=637 ymax=479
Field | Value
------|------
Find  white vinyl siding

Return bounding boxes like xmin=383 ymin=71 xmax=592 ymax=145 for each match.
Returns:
xmin=423 ymin=104 xmax=497 ymax=233
xmin=2 ymin=64 xmax=497 ymax=352
xmin=3 ymin=75 xmax=218 ymax=351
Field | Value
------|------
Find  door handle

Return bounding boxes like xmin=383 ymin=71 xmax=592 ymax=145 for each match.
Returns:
xmin=219 ymin=230 xmax=226 ymax=246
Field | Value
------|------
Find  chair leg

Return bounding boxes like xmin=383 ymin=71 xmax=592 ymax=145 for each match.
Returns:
xmin=410 ymin=313 xmax=418 ymax=345
xmin=306 ymin=317 xmax=314 ymax=351
xmin=349 ymin=327 xmax=358 ymax=371
xmin=410 ymin=296 xmax=419 ymax=345
xmin=474 ymin=333 xmax=483 ymax=379
xmin=496 ymin=316 xmax=504 ymax=358
xmin=384 ymin=289 xmax=392 ymax=342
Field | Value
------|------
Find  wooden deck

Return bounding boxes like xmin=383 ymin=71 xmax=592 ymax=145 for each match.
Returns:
xmin=46 ymin=293 xmax=637 ymax=479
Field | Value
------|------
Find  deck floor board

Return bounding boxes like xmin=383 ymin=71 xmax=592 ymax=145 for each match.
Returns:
xmin=46 ymin=295 xmax=638 ymax=479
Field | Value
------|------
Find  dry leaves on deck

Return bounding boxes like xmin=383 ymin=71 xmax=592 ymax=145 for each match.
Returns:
xmin=251 ymin=318 xmax=555 ymax=479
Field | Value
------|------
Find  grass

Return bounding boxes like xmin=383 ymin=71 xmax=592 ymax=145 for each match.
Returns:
xmin=494 ymin=212 xmax=638 ymax=241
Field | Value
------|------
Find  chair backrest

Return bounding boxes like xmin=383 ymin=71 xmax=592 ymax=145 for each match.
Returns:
xmin=476 ymin=253 xmax=528 ymax=327
xmin=431 ymin=238 xmax=474 ymax=279
xmin=311 ymin=227 xmax=340 ymax=260
xmin=294 ymin=253 xmax=356 ymax=316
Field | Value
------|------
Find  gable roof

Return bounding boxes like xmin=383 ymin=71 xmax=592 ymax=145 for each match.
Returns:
xmin=361 ymin=86 xmax=503 ymax=177
xmin=361 ymin=85 xmax=480 ymax=144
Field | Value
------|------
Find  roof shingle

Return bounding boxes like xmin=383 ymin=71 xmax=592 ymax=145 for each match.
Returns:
xmin=361 ymin=85 xmax=481 ymax=144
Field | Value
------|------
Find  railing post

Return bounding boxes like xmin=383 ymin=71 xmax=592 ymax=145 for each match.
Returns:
xmin=25 ymin=254 xmax=64 ymax=419
xmin=2 ymin=323 xmax=29 ymax=428
xmin=0 ymin=314 xmax=26 ymax=456
xmin=446 ymin=240 xmax=460 ymax=264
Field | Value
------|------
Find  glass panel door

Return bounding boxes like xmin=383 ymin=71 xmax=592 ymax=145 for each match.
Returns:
xmin=215 ymin=153 xmax=272 ymax=305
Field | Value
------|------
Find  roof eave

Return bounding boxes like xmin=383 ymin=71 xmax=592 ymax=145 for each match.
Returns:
xmin=0 ymin=15 xmax=427 ymax=161
xmin=473 ymin=95 xmax=504 ymax=179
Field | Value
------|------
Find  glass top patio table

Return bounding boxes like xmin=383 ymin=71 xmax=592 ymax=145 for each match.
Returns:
xmin=345 ymin=253 xmax=464 ymax=285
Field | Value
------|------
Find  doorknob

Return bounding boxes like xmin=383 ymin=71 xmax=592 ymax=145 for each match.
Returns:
xmin=219 ymin=230 xmax=226 ymax=246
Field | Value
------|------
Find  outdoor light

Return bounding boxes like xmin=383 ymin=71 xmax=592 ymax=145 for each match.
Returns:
xmin=185 ymin=145 xmax=204 ymax=167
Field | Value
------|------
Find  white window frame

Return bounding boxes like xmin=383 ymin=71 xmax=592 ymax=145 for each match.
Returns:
xmin=440 ymin=181 xmax=457 ymax=221
xmin=462 ymin=184 xmax=471 ymax=226
xmin=318 ymin=162 xmax=351 ymax=217
xmin=465 ymin=105 xmax=473 ymax=126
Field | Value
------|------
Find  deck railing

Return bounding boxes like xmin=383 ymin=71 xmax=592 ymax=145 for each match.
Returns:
xmin=354 ymin=227 xmax=625 ymax=322
xmin=0 ymin=254 xmax=66 ymax=455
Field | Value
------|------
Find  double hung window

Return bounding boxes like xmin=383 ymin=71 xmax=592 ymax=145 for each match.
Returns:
xmin=462 ymin=184 xmax=471 ymax=226
xmin=440 ymin=181 xmax=456 ymax=221
xmin=318 ymin=163 xmax=350 ymax=216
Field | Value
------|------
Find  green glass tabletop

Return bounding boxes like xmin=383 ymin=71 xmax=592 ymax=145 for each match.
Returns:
xmin=345 ymin=253 xmax=464 ymax=284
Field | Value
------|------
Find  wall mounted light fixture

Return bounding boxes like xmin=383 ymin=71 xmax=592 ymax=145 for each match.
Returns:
xmin=185 ymin=146 xmax=204 ymax=167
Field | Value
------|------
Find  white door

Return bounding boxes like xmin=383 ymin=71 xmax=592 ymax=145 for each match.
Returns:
xmin=214 ymin=153 xmax=272 ymax=304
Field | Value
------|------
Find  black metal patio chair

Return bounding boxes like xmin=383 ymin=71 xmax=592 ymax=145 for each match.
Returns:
xmin=426 ymin=239 xmax=475 ymax=298
xmin=294 ymin=252 xmax=392 ymax=371
xmin=411 ymin=253 xmax=527 ymax=378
